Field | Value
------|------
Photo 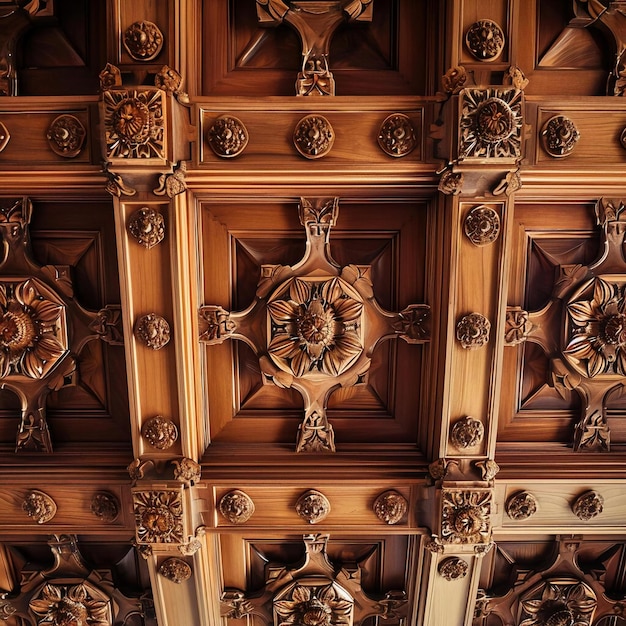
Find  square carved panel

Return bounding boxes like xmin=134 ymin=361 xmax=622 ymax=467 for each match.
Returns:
xmin=200 ymin=198 xmax=429 ymax=449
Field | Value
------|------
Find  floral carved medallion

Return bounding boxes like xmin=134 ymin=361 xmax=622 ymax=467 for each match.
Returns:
xmin=450 ymin=415 xmax=484 ymax=449
xmin=465 ymin=19 xmax=505 ymax=61
xmin=132 ymin=489 xmax=185 ymax=544
xmin=141 ymin=415 xmax=178 ymax=449
xmin=564 ymin=277 xmax=626 ymax=378
xmin=46 ymin=114 xmax=86 ymax=158
xmin=295 ymin=490 xmax=331 ymax=524
xmin=23 ymin=489 xmax=57 ymax=524
xmin=459 ymin=88 xmax=523 ymax=160
xmin=373 ymin=490 xmax=408 ymax=525
xmin=134 ymin=313 xmax=170 ymax=350
xmin=0 ymin=279 xmax=68 ymax=379
xmin=207 ymin=115 xmax=249 ymax=158
xmin=102 ymin=89 xmax=165 ymax=160
xmin=274 ymin=581 xmax=353 ymax=626
xmin=29 ymin=583 xmax=112 ymax=626
xmin=293 ymin=115 xmax=335 ymax=159
xmin=518 ymin=579 xmax=597 ymax=626
xmin=540 ymin=115 xmax=580 ymax=158
xmin=90 ymin=491 xmax=120 ymax=523
xmin=199 ymin=198 xmax=430 ymax=453
xmin=440 ymin=489 xmax=492 ymax=544
xmin=128 ymin=208 xmax=165 ymax=249
xmin=456 ymin=313 xmax=490 ymax=349
xmin=123 ymin=20 xmax=164 ymax=61
xmin=506 ymin=491 xmax=538 ymax=520
xmin=438 ymin=557 xmax=468 ymax=581
xmin=377 ymin=113 xmax=417 ymax=157
xmin=219 ymin=490 xmax=255 ymax=525
xmin=572 ymin=490 xmax=604 ymax=521
xmin=159 ymin=558 xmax=192 ymax=584
xmin=464 ymin=206 xmax=500 ymax=246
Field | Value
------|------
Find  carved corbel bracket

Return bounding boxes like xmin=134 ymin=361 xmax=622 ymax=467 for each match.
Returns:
xmin=256 ymin=1 xmax=373 ymax=95
xmin=199 ymin=197 xmax=430 ymax=452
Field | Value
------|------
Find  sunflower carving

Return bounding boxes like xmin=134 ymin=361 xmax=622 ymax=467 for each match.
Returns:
xmin=268 ymin=277 xmax=363 ymax=378
xmin=519 ymin=580 xmax=597 ymax=626
xmin=274 ymin=582 xmax=353 ymax=626
xmin=0 ymin=279 xmax=68 ymax=379
xmin=29 ymin=583 xmax=111 ymax=626
xmin=564 ymin=277 xmax=626 ymax=378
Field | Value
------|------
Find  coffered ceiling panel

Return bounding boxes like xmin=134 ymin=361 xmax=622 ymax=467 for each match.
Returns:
xmin=199 ymin=198 xmax=430 ymax=450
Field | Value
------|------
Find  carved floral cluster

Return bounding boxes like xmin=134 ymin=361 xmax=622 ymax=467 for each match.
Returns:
xmin=268 ymin=277 xmax=363 ymax=378
xmin=274 ymin=584 xmax=352 ymax=626
xmin=441 ymin=490 xmax=491 ymax=544
xmin=0 ymin=280 xmax=66 ymax=379
xmin=519 ymin=581 xmax=596 ymax=626
xmin=565 ymin=277 xmax=626 ymax=377
xmin=29 ymin=583 xmax=110 ymax=626
xmin=133 ymin=490 xmax=184 ymax=544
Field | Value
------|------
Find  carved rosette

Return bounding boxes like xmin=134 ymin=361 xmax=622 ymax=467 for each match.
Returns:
xmin=22 ymin=490 xmax=57 ymax=523
xmin=128 ymin=208 xmax=165 ymax=249
xmin=373 ymin=490 xmax=408 ymax=525
xmin=505 ymin=306 xmax=532 ymax=345
xmin=438 ymin=557 xmax=469 ymax=581
xmin=295 ymin=490 xmax=331 ymax=524
xmin=464 ymin=206 xmax=500 ymax=246
xmin=141 ymin=415 xmax=178 ymax=450
xmin=456 ymin=313 xmax=490 ymax=349
xmin=267 ymin=277 xmax=364 ymax=378
xmin=0 ymin=279 xmax=69 ymax=379
xmin=274 ymin=581 xmax=353 ymax=626
xmin=207 ymin=115 xmax=249 ymax=158
xmin=29 ymin=583 xmax=113 ymax=626
xmin=90 ymin=491 xmax=120 ymax=523
xmin=440 ymin=489 xmax=492 ymax=544
xmin=102 ymin=89 xmax=165 ymax=159
xmin=132 ymin=489 xmax=185 ymax=544
xmin=506 ymin=491 xmax=538 ymax=520
xmin=134 ymin=313 xmax=170 ymax=350
xmin=519 ymin=579 xmax=597 ymax=626
xmin=377 ymin=113 xmax=417 ymax=157
xmin=572 ymin=490 xmax=604 ymax=521
xmin=293 ymin=115 xmax=335 ymax=159
xmin=459 ymin=88 xmax=523 ymax=160
xmin=219 ymin=490 xmax=255 ymax=525
xmin=564 ymin=277 xmax=626 ymax=378
xmin=159 ymin=558 xmax=192 ymax=584
xmin=540 ymin=115 xmax=580 ymax=158
xmin=46 ymin=114 xmax=86 ymax=158
xmin=0 ymin=121 xmax=10 ymax=153
xmin=465 ymin=19 xmax=505 ymax=61
xmin=123 ymin=20 xmax=164 ymax=61
xmin=450 ymin=416 xmax=484 ymax=449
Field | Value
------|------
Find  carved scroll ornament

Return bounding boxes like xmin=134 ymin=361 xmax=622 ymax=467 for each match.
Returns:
xmin=199 ymin=198 xmax=430 ymax=452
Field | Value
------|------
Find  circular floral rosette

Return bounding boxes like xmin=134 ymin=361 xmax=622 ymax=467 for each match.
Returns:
xmin=29 ymin=583 xmax=112 ymax=626
xmin=0 ymin=279 xmax=68 ymax=379
xmin=564 ymin=276 xmax=626 ymax=378
xmin=267 ymin=277 xmax=364 ymax=378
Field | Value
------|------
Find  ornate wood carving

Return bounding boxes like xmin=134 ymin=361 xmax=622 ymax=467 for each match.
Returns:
xmin=293 ymin=115 xmax=335 ymax=159
xmin=127 ymin=208 xmax=165 ymax=249
xmin=134 ymin=313 xmax=170 ymax=350
xmin=255 ymin=0 xmax=373 ymax=96
xmin=505 ymin=491 xmax=539 ymax=520
xmin=504 ymin=306 xmax=532 ymax=345
xmin=199 ymin=197 xmax=430 ymax=452
xmin=450 ymin=416 xmax=484 ymax=449
xmin=158 ymin=558 xmax=192 ymax=584
xmin=572 ymin=490 xmax=604 ymax=520
xmin=540 ymin=115 xmax=580 ymax=158
xmin=438 ymin=168 xmax=464 ymax=195
xmin=171 ymin=457 xmax=201 ymax=485
xmin=295 ymin=490 xmax=331 ymax=524
xmin=90 ymin=491 xmax=120 ymax=523
xmin=154 ymin=161 xmax=188 ymax=197
xmin=459 ymin=88 xmax=523 ymax=160
xmin=46 ymin=114 xmax=86 ymax=158
xmin=464 ymin=206 xmax=500 ymax=246
xmin=373 ymin=490 xmax=408 ymax=525
xmin=456 ymin=313 xmax=490 ymax=349
xmin=439 ymin=489 xmax=492 ymax=545
xmin=123 ymin=20 xmax=164 ymax=62
xmin=0 ymin=120 xmax=9 ymax=152
xmin=218 ymin=489 xmax=255 ymax=525
xmin=377 ymin=113 xmax=417 ymax=157
xmin=206 ymin=115 xmax=249 ymax=158
xmin=465 ymin=20 xmax=505 ymax=62
xmin=141 ymin=415 xmax=178 ymax=450
xmin=132 ymin=488 xmax=186 ymax=545
xmin=438 ymin=557 xmax=468 ymax=581
xmin=22 ymin=489 xmax=57 ymax=524
xmin=476 ymin=459 xmax=500 ymax=482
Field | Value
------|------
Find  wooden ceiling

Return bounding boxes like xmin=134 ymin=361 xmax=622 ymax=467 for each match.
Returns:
xmin=1 ymin=1 xmax=626 ymax=625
